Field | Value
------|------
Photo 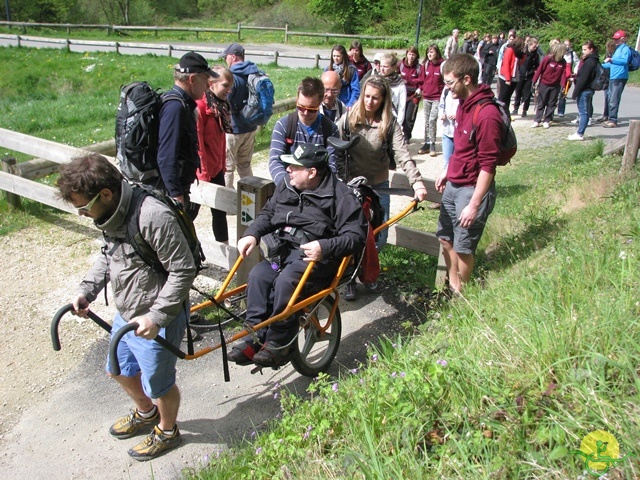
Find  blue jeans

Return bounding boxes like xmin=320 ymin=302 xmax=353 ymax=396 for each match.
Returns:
xmin=577 ymin=89 xmax=594 ymax=136
xmin=607 ymin=78 xmax=627 ymax=123
xmin=442 ymin=135 xmax=454 ymax=170
xmin=372 ymin=180 xmax=390 ymax=250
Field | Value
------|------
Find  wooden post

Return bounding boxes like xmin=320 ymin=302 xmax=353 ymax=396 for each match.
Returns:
xmin=1 ymin=157 xmax=22 ymax=210
xmin=621 ymin=120 xmax=640 ymax=173
xmin=237 ymin=22 xmax=241 ymax=40
xmin=315 ymin=54 xmax=320 ymax=69
xmin=274 ymin=51 xmax=279 ymax=66
xmin=236 ymin=177 xmax=275 ymax=284
xmin=115 ymin=41 xmax=120 ymax=55
xmin=168 ymin=44 xmax=173 ymax=57
xmin=435 ymin=245 xmax=447 ymax=287
xmin=284 ymin=24 xmax=288 ymax=43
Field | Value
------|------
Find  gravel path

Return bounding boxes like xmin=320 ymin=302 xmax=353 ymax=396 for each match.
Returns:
xmin=0 ymin=69 xmax=636 ymax=478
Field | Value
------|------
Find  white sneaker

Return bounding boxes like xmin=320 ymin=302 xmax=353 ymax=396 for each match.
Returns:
xmin=570 ymin=118 xmax=579 ymax=124
xmin=531 ymin=122 xmax=541 ymax=128
xmin=543 ymin=122 xmax=550 ymax=129
xmin=567 ymin=133 xmax=584 ymax=141
xmin=588 ymin=118 xmax=592 ymax=126
xmin=557 ymin=113 xmax=565 ymax=117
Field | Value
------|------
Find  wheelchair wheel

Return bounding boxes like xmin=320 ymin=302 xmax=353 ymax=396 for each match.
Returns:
xmin=290 ymin=294 xmax=342 ymax=377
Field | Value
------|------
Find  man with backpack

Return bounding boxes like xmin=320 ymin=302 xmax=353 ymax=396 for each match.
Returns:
xmin=157 ymin=52 xmax=218 ymax=209
xmin=222 ymin=43 xmax=262 ymax=187
xmin=600 ymin=30 xmax=633 ymax=128
xmin=269 ymin=77 xmax=339 ymax=185
xmin=228 ymin=144 xmax=367 ymax=368
xmin=435 ymin=54 xmax=501 ymax=295
xmin=57 ymin=154 xmax=197 ymax=461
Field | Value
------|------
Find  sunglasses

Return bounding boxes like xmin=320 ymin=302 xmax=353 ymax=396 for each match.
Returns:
xmin=443 ymin=78 xmax=460 ymax=87
xmin=76 ymin=192 xmax=101 ymax=213
xmin=296 ymin=104 xmax=320 ymax=113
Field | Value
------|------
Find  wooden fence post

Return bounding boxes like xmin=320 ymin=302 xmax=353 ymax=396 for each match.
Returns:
xmin=274 ymin=50 xmax=279 ymax=66
xmin=1 ymin=157 xmax=22 ymax=210
xmin=621 ymin=120 xmax=640 ymax=173
xmin=315 ymin=54 xmax=320 ymax=69
xmin=237 ymin=22 xmax=241 ymax=40
xmin=284 ymin=23 xmax=288 ymax=43
xmin=236 ymin=177 xmax=275 ymax=284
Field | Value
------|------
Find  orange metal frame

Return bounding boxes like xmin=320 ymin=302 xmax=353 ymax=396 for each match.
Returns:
xmin=183 ymin=199 xmax=419 ymax=360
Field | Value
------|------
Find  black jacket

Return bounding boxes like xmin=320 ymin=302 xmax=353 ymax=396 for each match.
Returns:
xmin=519 ymin=50 xmax=541 ymax=80
xmin=482 ymin=42 xmax=499 ymax=67
xmin=572 ymin=52 xmax=600 ymax=99
xmin=244 ymin=171 xmax=367 ymax=261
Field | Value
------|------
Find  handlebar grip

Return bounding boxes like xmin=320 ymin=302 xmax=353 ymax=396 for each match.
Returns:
xmin=109 ymin=322 xmax=186 ymax=376
xmin=51 ymin=303 xmax=113 ymax=351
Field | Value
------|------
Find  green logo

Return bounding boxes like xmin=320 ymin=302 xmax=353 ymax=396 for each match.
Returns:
xmin=571 ymin=430 xmax=634 ymax=476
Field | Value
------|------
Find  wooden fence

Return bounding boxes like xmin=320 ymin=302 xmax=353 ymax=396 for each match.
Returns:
xmin=0 ymin=21 xmax=405 ymax=45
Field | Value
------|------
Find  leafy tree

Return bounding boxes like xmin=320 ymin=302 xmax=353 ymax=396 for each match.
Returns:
xmin=8 ymin=0 xmax=78 ymax=22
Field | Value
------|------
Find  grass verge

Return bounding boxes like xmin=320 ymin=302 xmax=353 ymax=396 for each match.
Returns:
xmin=190 ymin=142 xmax=640 ymax=478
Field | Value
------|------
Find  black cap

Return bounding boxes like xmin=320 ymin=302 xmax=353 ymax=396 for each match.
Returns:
xmin=280 ymin=143 xmax=329 ymax=168
xmin=220 ymin=43 xmax=245 ymax=59
xmin=176 ymin=52 xmax=219 ymax=77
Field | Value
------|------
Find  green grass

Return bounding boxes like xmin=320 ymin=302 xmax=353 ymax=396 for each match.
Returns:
xmin=190 ymin=143 xmax=640 ymax=478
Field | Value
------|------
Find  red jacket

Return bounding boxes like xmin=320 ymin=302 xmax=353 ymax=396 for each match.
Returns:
xmin=532 ymin=55 xmax=567 ymax=87
xmin=196 ymin=95 xmax=226 ymax=180
xmin=499 ymin=46 xmax=523 ymax=82
xmin=447 ymin=85 xmax=502 ymax=186
xmin=420 ymin=58 xmax=444 ymax=100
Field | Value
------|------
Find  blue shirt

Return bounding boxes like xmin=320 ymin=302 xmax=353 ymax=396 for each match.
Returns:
xmin=602 ymin=43 xmax=631 ymax=80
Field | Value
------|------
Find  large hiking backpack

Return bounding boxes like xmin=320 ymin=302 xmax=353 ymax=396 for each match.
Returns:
xmin=125 ymin=183 xmax=206 ymax=274
xmin=241 ymin=71 xmax=275 ymax=126
xmin=115 ymin=82 xmax=185 ymax=183
xmin=470 ymin=98 xmax=517 ymax=166
xmin=628 ymin=47 xmax=640 ymax=72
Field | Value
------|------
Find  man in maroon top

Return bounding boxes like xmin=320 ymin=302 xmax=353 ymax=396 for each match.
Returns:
xmin=435 ymin=54 xmax=501 ymax=294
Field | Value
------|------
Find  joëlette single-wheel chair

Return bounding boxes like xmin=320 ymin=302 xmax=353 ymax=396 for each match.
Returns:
xmin=51 ymin=136 xmax=422 ymax=378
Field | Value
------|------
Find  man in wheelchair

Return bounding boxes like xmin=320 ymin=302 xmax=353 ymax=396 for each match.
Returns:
xmin=229 ymin=143 xmax=368 ymax=367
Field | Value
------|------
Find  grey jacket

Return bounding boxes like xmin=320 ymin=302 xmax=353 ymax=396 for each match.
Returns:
xmin=337 ymin=116 xmax=423 ymax=186
xmin=78 ymin=181 xmax=196 ymax=327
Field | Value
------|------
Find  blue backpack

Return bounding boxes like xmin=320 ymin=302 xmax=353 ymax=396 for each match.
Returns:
xmin=628 ymin=47 xmax=640 ymax=72
xmin=241 ymin=71 xmax=275 ymax=126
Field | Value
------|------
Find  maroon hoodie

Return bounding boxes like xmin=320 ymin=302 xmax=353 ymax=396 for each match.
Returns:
xmin=447 ymin=85 xmax=502 ymax=186
xmin=420 ymin=58 xmax=445 ymax=100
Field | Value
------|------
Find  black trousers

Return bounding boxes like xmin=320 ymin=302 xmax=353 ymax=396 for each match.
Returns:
xmin=497 ymin=78 xmax=518 ymax=107
xmin=245 ymin=249 xmax=338 ymax=346
xmin=513 ymin=77 xmax=534 ymax=113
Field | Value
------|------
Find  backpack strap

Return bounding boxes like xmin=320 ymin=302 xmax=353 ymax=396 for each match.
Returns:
xmin=125 ymin=186 xmax=167 ymax=274
xmin=284 ymin=111 xmax=299 ymax=154
xmin=320 ymin=114 xmax=334 ymax=145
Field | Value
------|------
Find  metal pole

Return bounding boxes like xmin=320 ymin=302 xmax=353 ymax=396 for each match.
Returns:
xmin=5 ymin=0 xmax=10 ymax=22
xmin=415 ymin=0 xmax=424 ymax=47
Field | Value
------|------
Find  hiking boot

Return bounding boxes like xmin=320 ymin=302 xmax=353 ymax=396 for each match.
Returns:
xmin=520 ymin=111 xmax=527 ymax=118
xmin=596 ymin=116 xmax=608 ymax=123
xmin=511 ymin=108 xmax=518 ymax=116
xmin=128 ymin=425 xmax=182 ymax=461
xmin=429 ymin=143 xmax=437 ymax=157
xmin=602 ymin=121 xmax=618 ymax=128
xmin=418 ymin=143 xmax=429 ymax=154
xmin=344 ymin=281 xmax=357 ymax=301
xmin=228 ymin=341 xmax=257 ymax=365
xmin=109 ymin=407 xmax=159 ymax=439
xmin=364 ymin=281 xmax=379 ymax=292
xmin=252 ymin=341 xmax=290 ymax=367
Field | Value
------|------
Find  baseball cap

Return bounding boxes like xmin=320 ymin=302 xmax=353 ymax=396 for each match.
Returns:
xmin=612 ymin=30 xmax=626 ymax=40
xmin=280 ymin=143 xmax=329 ymax=168
xmin=176 ymin=52 xmax=219 ymax=77
xmin=220 ymin=43 xmax=245 ymax=59
xmin=373 ymin=52 xmax=384 ymax=63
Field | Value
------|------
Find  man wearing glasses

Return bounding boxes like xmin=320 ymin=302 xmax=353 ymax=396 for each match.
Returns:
xmin=435 ymin=54 xmax=501 ymax=295
xmin=57 ymin=154 xmax=197 ymax=460
xmin=268 ymin=77 xmax=339 ymax=185
xmin=320 ymin=70 xmax=347 ymax=123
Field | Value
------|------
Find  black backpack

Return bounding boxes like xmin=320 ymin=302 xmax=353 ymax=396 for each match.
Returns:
xmin=125 ymin=183 xmax=205 ymax=274
xmin=115 ymin=82 xmax=185 ymax=183
xmin=590 ymin=62 xmax=609 ymax=91
xmin=470 ymin=98 xmax=517 ymax=166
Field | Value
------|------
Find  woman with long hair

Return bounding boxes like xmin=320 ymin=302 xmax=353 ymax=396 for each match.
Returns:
xmin=418 ymin=44 xmax=445 ymax=156
xmin=326 ymin=44 xmax=360 ymax=107
xmin=568 ymin=40 xmax=599 ymax=140
xmin=337 ymin=76 xmax=428 ymax=299
xmin=191 ymin=65 xmax=233 ymax=244
xmin=497 ymin=36 xmax=526 ymax=108
xmin=531 ymin=41 xmax=567 ymax=128
xmin=399 ymin=45 xmax=423 ymax=143
xmin=348 ymin=40 xmax=372 ymax=81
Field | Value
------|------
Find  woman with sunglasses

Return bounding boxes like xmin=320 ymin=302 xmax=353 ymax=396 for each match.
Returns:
xmin=326 ymin=44 xmax=361 ymax=107
xmin=337 ymin=76 xmax=428 ymax=300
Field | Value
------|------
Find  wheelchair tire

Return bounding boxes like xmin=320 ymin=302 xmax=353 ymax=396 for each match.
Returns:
xmin=290 ymin=295 xmax=342 ymax=377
